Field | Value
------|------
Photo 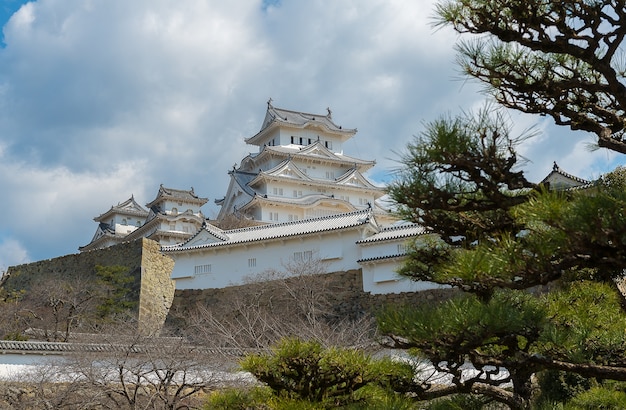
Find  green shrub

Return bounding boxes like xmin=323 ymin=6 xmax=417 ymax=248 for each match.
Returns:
xmin=240 ymin=338 xmax=415 ymax=407
xmin=565 ymin=386 xmax=626 ymax=409
xmin=535 ymin=370 xmax=594 ymax=405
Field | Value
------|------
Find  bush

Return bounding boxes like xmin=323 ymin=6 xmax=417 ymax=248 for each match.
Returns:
xmin=240 ymin=338 xmax=415 ymax=407
xmin=565 ymin=386 xmax=626 ymax=409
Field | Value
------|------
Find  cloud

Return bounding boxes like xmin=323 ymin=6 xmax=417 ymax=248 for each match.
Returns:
xmin=0 ymin=238 xmax=29 ymax=271
xmin=0 ymin=0 xmax=623 ymax=264
xmin=0 ymin=142 xmax=150 ymax=259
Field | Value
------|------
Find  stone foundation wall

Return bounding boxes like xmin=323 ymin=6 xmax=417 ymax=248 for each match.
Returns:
xmin=138 ymin=239 xmax=176 ymax=335
xmin=169 ymin=269 xmax=457 ymax=326
xmin=3 ymin=239 xmax=176 ymax=335
xmin=4 ymin=245 xmax=453 ymax=337
xmin=3 ymin=240 xmax=144 ymax=296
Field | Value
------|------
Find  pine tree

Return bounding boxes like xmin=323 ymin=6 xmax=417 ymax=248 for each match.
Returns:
xmin=380 ymin=1 xmax=626 ymax=408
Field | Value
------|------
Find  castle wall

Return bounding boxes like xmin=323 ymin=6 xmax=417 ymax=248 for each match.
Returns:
xmin=170 ymin=228 xmax=364 ymax=289
xmin=3 ymin=238 xmax=176 ymax=335
xmin=138 ymin=239 xmax=176 ymax=334
xmin=167 ymin=268 xmax=457 ymax=329
xmin=3 ymin=239 xmax=145 ymax=294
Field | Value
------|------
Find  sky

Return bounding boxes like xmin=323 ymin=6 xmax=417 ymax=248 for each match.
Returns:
xmin=0 ymin=0 xmax=624 ymax=270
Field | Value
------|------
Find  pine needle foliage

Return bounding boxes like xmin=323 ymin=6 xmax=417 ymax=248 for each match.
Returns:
xmin=240 ymin=338 xmax=415 ymax=407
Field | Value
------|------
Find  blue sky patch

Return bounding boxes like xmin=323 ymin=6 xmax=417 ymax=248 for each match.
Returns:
xmin=0 ymin=0 xmax=29 ymax=47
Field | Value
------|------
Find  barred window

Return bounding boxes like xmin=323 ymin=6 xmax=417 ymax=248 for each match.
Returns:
xmin=194 ymin=264 xmax=212 ymax=275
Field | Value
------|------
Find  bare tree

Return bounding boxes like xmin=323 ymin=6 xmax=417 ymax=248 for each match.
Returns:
xmin=177 ymin=257 xmax=378 ymax=351
xmin=9 ymin=325 xmax=242 ymax=410
xmin=24 ymin=273 xmax=104 ymax=342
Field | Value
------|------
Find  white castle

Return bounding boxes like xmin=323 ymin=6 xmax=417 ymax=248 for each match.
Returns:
xmin=80 ymin=102 xmax=588 ymax=294
xmin=215 ymin=100 xmax=394 ymax=225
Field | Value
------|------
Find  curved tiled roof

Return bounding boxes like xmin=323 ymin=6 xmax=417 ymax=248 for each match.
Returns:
xmin=251 ymin=145 xmax=376 ymax=167
xmin=146 ymin=185 xmax=208 ymax=208
xmin=0 ymin=340 xmax=249 ymax=356
xmin=94 ymin=196 xmax=149 ymax=222
xmin=237 ymin=193 xmax=358 ymax=212
xmin=248 ymin=168 xmax=384 ymax=195
xmin=246 ymin=103 xmax=357 ymax=147
xmin=357 ymin=253 xmax=408 ymax=263
xmin=334 ymin=168 xmax=382 ymax=190
xmin=231 ymin=170 xmax=258 ymax=196
xmin=163 ymin=208 xmax=375 ymax=252
xmin=357 ymin=223 xmax=429 ymax=244
xmin=540 ymin=162 xmax=593 ymax=190
xmin=248 ymin=158 xmax=313 ymax=186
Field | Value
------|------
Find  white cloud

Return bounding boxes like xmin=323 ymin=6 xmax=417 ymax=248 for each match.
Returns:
xmin=0 ymin=238 xmax=30 ymax=271
xmin=0 ymin=0 xmax=623 ymax=264
xmin=0 ymin=148 xmax=150 ymax=258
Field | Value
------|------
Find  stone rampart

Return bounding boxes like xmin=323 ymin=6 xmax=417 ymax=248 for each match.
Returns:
xmin=169 ymin=269 xmax=457 ymax=326
xmin=3 ymin=239 xmax=176 ymax=335
xmin=4 ymin=245 xmax=453 ymax=337
xmin=3 ymin=240 xmax=144 ymax=293
xmin=137 ymin=239 xmax=176 ymax=334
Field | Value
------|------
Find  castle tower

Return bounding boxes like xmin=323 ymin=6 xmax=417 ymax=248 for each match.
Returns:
xmin=80 ymin=186 xmax=207 ymax=252
xmin=125 ymin=185 xmax=207 ymax=246
xmin=79 ymin=196 xmax=149 ymax=252
xmin=215 ymin=101 xmax=392 ymax=225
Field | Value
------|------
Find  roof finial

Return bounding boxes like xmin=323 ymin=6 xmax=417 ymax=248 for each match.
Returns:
xmin=267 ymin=97 xmax=273 ymax=108
xmin=326 ymin=107 xmax=332 ymax=118
xmin=553 ymin=161 xmax=559 ymax=171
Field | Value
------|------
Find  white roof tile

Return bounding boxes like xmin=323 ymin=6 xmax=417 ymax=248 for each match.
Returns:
xmin=163 ymin=208 xmax=375 ymax=252
xmin=356 ymin=223 xmax=428 ymax=244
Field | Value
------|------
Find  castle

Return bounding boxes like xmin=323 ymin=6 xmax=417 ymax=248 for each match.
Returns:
xmin=77 ymin=101 xmax=437 ymax=294
xmin=79 ymin=102 xmax=592 ymax=295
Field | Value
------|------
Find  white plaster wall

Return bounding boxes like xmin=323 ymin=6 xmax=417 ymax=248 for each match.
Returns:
xmin=361 ymin=260 xmax=444 ymax=295
xmin=277 ymin=128 xmax=345 ymax=153
xmin=360 ymin=240 xmax=406 ymax=260
xmin=171 ymin=230 xmax=362 ymax=289
xmin=114 ymin=223 xmax=139 ymax=236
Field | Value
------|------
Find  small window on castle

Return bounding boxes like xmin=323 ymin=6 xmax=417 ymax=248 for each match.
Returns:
xmin=308 ymin=138 xmax=312 ymax=144
xmin=136 ymin=221 xmax=142 ymax=227
xmin=291 ymin=136 xmax=295 ymax=144
xmin=293 ymin=252 xmax=303 ymax=262
xmin=122 ymin=219 xmax=127 ymax=225
xmin=169 ymin=224 xmax=176 ymax=230
xmin=299 ymin=137 xmax=304 ymax=145
xmin=248 ymin=258 xmax=256 ymax=268
xmin=194 ymin=264 xmax=212 ymax=275
xmin=172 ymin=207 xmax=178 ymax=215
xmin=397 ymin=244 xmax=407 ymax=254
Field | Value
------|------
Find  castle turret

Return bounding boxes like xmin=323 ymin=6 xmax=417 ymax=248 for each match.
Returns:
xmin=215 ymin=101 xmax=392 ymax=224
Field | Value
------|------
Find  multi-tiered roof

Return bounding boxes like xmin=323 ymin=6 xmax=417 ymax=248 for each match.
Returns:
xmin=79 ymin=196 xmax=148 ymax=252
xmin=215 ymin=101 xmax=391 ymax=224
xmin=80 ymin=186 xmax=207 ymax=252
